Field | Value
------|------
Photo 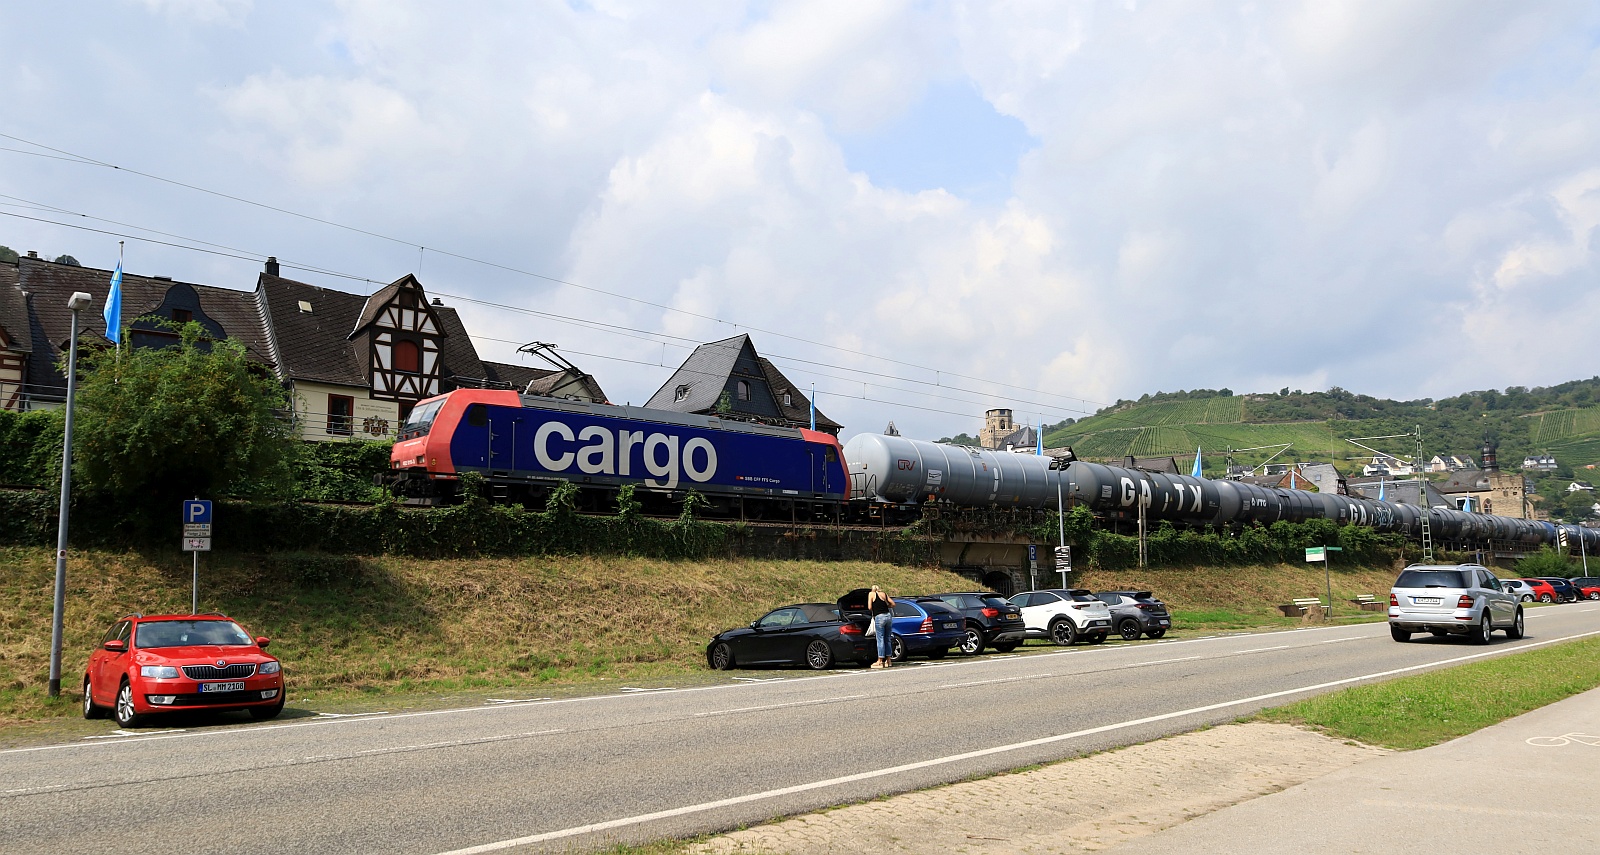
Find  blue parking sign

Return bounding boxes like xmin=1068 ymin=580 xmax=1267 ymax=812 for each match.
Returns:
xmin=182 ymin=499 xmax=212 ymax=525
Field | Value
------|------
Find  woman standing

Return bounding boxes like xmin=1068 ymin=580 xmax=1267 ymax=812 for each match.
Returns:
xmin=868 ymin=585 xmax=895 ymax=668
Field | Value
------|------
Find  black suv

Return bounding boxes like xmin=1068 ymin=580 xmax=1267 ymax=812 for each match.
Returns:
xmin=1094 ymin=591 xmax=1172 ymax=640
xmin=930 ymin=592 xmax=1026 ymax=655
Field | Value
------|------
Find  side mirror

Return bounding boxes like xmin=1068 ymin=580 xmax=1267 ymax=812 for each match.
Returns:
xmin=256 ymin=637 xmax=271 ymax=648
xmin=103 ymin=639 xmax=126 ymax=653
xmin=750 ymin=621 xmax=760 ymax=629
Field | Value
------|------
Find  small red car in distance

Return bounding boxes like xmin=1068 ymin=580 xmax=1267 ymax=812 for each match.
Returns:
xmin=1520 ymin=579 xmax=1559 ymax=603
xmin=1573 ymin=577 xmax=1600 ymax=601
xmin=83 ymin=613 xmax=285 ymax=728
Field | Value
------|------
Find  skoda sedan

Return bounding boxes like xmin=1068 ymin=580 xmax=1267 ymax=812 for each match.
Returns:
xmin=83 ymin=614 xmax=285 ymax=728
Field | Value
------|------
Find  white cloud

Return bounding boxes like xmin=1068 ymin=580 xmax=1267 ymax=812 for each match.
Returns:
xmin=134 ymin=0 xmax=252 ymax=26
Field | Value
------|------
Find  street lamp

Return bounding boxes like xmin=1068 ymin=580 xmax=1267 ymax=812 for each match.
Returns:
xmin=47 ymin=291 xmax=92 ymax=698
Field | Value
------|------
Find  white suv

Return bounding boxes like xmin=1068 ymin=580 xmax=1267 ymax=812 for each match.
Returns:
xmin=1389 ymin=564 xmax=1523 ymax=644
xmin=1010 ymin=589 xmax=1113 ymax=646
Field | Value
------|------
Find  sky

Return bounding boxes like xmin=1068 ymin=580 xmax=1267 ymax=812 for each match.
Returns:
xmin=2 ymin=0 xmax=1599 ymax=443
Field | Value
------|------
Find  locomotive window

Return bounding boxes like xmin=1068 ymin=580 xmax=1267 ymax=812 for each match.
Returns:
xmin=825 ymin=447 xmax=837 ymax=462
xmin=399 ymin=399 xmax=444 ymax=440
xmin=466 ymin=403 xmax=488 ymax=427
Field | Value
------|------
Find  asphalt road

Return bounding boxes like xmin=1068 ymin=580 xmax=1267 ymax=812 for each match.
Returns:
xmin=5 ymin=603 xmax=1599 ymax=855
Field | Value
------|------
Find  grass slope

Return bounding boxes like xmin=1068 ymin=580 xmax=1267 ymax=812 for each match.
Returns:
xmin=0 ymin=547 xmax=968 ymax=725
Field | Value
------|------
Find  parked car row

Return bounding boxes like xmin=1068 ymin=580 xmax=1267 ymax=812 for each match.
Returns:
xmin=706 ymin=587 xmax=1175 ymax=671
xmin=1499 ymin=576 xmax=1597 ymax=603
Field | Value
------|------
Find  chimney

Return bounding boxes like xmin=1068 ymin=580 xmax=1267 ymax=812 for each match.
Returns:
xmin=431 ymin=297 xmax=443 ymax=306
xmin=265 ymin=256 xmax=280 ymax=276
xmin=27 ymin=251 xmax=37 ymax=258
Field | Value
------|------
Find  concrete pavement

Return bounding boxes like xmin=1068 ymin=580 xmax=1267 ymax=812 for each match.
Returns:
xmin=1107 ymin=686 xmax=1600 ymax=855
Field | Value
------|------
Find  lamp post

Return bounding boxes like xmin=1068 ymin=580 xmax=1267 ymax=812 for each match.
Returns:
xmin=47 ymin=291 xmax=93 ymax=698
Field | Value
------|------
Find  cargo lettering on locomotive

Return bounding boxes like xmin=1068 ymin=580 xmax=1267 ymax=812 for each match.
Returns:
xmin=533 ymin=420 xmax=717 ymax=489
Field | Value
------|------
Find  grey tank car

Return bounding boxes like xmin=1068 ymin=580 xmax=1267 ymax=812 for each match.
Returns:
xmin=841 ymin=433 xmax=1598 ymax=552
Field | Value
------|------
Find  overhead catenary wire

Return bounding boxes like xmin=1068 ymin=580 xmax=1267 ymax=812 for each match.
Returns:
xmin=0 ymin=131 xmax=1102 ymax=411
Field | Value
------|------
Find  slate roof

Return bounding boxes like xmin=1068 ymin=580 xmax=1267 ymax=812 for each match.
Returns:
xmin=1123 ymin=456 xmax=1179 ymax=474
xmin=18 ymin=257 xmax=275 ymax=400
xmin=256 ymin=273 xmax=367 ymax=385
xmin=1433 ymin=471 xmax=1493 ymax=494
xmin=997 ymin=425 xmax=1038 ymax=449
xmin=645 ymin=334 xmax=838 ymax=430
xmin=0 ymin=262 xmax=29 ymax=353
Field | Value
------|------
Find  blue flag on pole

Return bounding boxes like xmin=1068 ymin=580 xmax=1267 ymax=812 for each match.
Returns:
xmin=1191 ymin=447 xmax=1202 ymax=478
xmin=1036 ymin=420 xmax=1043 ymax=455
xmin=1378 ymin=478 xmax=1385 ymax=501
xmin=103 ymin=259 xmax=123 ymax=345
xmin=809 ymin=383 xmax=815 ymax=431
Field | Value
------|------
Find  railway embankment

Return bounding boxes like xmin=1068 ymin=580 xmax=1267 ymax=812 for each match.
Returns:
xmin=0 ymin=545 xmax=1399 ymax=728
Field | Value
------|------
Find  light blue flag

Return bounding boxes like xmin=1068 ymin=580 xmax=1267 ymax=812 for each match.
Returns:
xmin=1036 ymin=421 xmax=1043 ymax=455
xmin=809 ymin=383 xmax=815 ymax=431
xmin=1290 ymin=468 xmax=1297 ymax=489
xmin=1191 ymin=447 xmax=1202 ymax=478
xmin=1378 ymin=479 xmax=1385 ymax=501
xmin=103 ymin=259 xmax=123 ymax=345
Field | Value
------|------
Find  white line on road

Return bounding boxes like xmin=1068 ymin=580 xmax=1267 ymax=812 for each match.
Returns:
xmin=940 ymin=674 xmax=1050 ymax=689
xmin=430 ymin=627 xmax=1600 ymax=855
xmin=485 ymin=698 xmax=550 ymax=705
xmin=693 ymin=696 xmax=864 ymax=718
xmin=1233 ymin=645 xmax=1293 ymax=654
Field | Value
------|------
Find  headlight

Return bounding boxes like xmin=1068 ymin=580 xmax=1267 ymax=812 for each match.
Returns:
xmin=140 ymin=665 xmax=180 ymax=679
xmin=258 ymin=661 xmax=281 ymax=675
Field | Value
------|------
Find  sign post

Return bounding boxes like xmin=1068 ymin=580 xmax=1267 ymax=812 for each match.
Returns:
xmin=181 ymin=499 xmax=213 ymax=614
xmin=1306 ymin=546 xmax=1343 ymax=618
xmin=1055 ymin=545 xmax=1072 ymax=588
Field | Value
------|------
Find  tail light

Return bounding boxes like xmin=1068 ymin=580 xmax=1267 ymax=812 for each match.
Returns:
xmin=1136 ymin=604 xmax=1156 ymax=612
xmin=840 ymin=623 xmax=863 ymax=636
xmin=980 ymin=608 xmax=999 ymax=618
xmin=1072 ymin=603 xmax=1090 ymax=610
xmin=1389 ymin=592 xmax=1398 ymax=607
xmin=918 ymin=617 xmax=933 ymax=633
xmin=1456 ymin=594 xmax=1475 ymax=609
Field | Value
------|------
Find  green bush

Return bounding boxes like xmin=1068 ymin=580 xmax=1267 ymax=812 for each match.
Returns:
xmin=0 ymin=409 xmax=59 ymax=486
xmin=1517 ymin=546 xmax=1579 ymax=577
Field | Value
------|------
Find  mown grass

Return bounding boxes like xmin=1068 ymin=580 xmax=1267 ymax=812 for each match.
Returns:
xmin=1260 ymin=635 xmax=1600 ymax=749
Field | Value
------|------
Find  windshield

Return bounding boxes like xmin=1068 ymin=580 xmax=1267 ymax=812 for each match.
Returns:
xmin=1395 ymin=569 xmax=1469 ymax=589
xmin=398 ymin=399 xmax=446 ymax=441
xmin=135 ymin=620 xmax=253 ymax=648
xmin=980 ymin=597 xmax=1012 ymax=609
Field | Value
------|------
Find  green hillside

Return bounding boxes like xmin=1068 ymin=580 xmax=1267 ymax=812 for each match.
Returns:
xmin=1043 ymin=380 xmax=1600 ymax=472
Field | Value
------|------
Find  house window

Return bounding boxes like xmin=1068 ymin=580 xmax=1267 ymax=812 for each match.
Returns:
xmin=171 ymin=309 xmax=192 ymax=324
xmin=399 ymin=290 xmax=420 ymax=308
xmin=736 ymin=380 xmax=750 ymax=401
xmin=394 ymin=340 xmax=421 ymax=373
xmin=674 ymin=384 xmax=690 ymax=403
xmin=783 ymin=392 xmax=792 ymax=407
xmin=327 ymin=394 xmax=354 ymax=436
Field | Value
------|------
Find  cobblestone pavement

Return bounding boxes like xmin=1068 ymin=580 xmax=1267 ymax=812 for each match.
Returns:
xmin=691 ymin=723 xmax=1386 ymax=855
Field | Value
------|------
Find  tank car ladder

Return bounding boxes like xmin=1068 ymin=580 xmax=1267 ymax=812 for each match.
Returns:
xmin=1420 ymin=511 xmax=1435 ymax=563
xmin=1416 ymin=427 xmax=1434 ymax=563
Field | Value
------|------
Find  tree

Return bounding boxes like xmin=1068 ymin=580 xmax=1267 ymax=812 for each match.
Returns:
xmin=53 ymin=254 xmax=80 ymax=266
xmin=0 ymin=245 xmax=17 ymax=263
xmin=70 ymin=323 xmax=296 ymax=515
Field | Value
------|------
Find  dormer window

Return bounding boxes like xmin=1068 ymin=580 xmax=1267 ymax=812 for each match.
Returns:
xmin=783 ymin=392 xmax=792 ymax=407
xmin=736 ymin=380 xmax=750 ymax=401
xmin=298 ymin=301 xmax=313 ymax=313
xmin=674 ymin=384 xmax=690 ymax=403
xmin=398 ymin=290 xmax=420 ymax=308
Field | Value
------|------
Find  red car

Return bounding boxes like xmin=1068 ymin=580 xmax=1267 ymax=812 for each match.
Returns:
xmin=1520 ymin=579 xmax=1559 ymax=603
xmin=1573 ymin=577 xmax=1600 ymax=601
xmin=83 ymin=613 xmax=285 ymax=728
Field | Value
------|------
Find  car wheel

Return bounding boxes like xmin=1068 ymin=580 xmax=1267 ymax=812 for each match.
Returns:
xmin=1521 ymin=595 xmax=1533 ymax=603
xmin=1049 ymin=618 xmax=1078 ymax=646
xmin=1507 ymin=608 xmax=1525 ymax=640
xmin=890 ymin=635 xmax=906 ymax=662
xmin=1474 ymin=612 xmax=1493 ymax=645
xmin=1390 ymin=625 xmax=1412 ymax=642
xmin=1086 ymin=633 xmax=1107 ymax=645
xmin=958 ymin=626 xmax=986 ymax=655
xmin=1589 ymin=591 xmax=1599 ymax=600
xmin=1117 ymin=619 xmax=1142 ymax=641
xmin=926 ymin=648 xmax=947 ymax=660
xmin=114 ymin=680 xmax=142 ymax=728
xmin=804 ymin=639 xmax=834 ymax=671
xmin=710 ymin=642 xmax=736 ymax=671
xmin=1145 ymin=629 xmax=1166 ymax=639
xmin=992 ymin=642 xmax=1020 ymax=653
xmin=250 ymin=693 xmax=286 ymax=721
xmin=82 ymin=677 xmax=105 ymax=720
xmin=1540 ymin=593 xmax=1553 ymax=603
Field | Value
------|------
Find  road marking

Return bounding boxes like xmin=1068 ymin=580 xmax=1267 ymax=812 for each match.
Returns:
xmin=1319 ymin=637 xmax=1362 ymax=645
xmin=619 ymin=687 xmax=673 ymax=693
xmin=693 ymin=696 xmax=863 ymax=718
xmin=429 ymin=626 xmax=1600 ymax=855
xmin=485 ymin=698 xmax=550 ymax=705
xmin=314 ymin=711 xmax=387 ymax=718
xmin=941 ymin=674 xmax=1050 ymax=689
xmin=731 ymin=677 xmax=786 ymax=683
xmin=1233 ymin=645 xmax=1292 ymax=654
xmin=82 ymin=728 xmax=183 ymax=739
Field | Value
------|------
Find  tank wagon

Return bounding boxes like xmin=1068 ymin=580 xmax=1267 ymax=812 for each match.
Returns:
xmin=842 ymin=433 xmax=1600 ymax=554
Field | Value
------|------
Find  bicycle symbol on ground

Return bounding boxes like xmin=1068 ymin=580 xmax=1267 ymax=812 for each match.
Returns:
xmin=1526 ymin=732 xmax=1600 ymax=748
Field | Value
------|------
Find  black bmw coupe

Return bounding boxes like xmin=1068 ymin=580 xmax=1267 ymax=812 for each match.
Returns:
xmin=706 ymin=602 xmax=874 ymax=671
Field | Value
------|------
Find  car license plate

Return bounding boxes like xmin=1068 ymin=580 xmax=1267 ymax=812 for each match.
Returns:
xmin=1159 ymin=620 xmax=1170 ymax=626
xmin=942 ymin=622 xmax=958 ymax=630
xmin=1413 ymin=597 xmax=1441 ymax=605
xmin=1007 ymin=614 xmax=1019 ymax=620
xmin=198 ymin=681 xmax=245 ymax=693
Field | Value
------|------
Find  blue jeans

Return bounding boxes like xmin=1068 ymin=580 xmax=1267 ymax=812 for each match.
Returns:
xmin=873 ymin=613 xmax=894 ymax=659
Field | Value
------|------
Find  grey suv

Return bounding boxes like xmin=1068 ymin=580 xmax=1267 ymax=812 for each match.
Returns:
xmin=1389 ymin=564 xmax=1523 ymax=644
